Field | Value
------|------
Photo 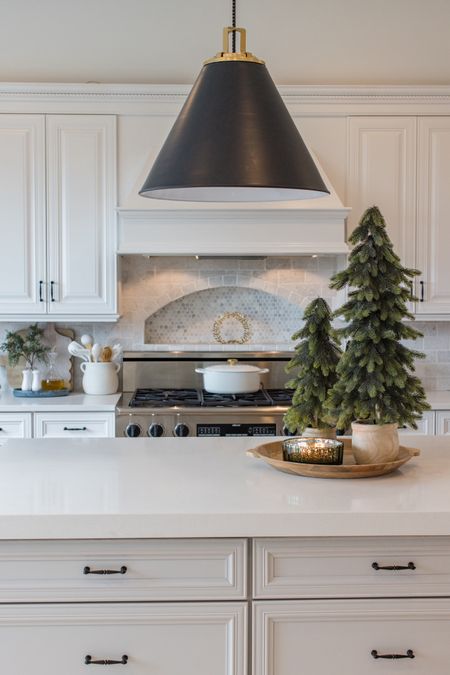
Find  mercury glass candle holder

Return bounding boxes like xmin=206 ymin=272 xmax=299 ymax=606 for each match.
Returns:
xmin=282 ymin=437 xmax=344 ymax=465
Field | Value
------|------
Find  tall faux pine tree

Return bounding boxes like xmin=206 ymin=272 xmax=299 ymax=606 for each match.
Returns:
xmin=284 ymin=297 xmax=341 ymax=433
xmin=327 ymin=206 xmax=430 ymax=429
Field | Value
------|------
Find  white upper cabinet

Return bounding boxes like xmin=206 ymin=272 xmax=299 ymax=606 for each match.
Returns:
xmin=46 ymin=115 xmax=117 ymax=316
xmin=0 ymin=116 xmax=46 ymax=315
xmin=347 ymin=117 xmax=417 ymax=270
xmin=348 ymin=115 xmax=450 ymax=316
xmin=0 ymin=114 xmax=117 ymax=321
xmin=416 ymin=118 xmax=450 ymax=314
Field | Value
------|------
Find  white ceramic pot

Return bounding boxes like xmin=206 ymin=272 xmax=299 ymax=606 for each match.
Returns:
xmin=302 ymin=427 xmax=337 ymax=440
xmin=81 ymin=362 xmax=120 ymax=395
xmin=195 ymin=359 xmax=269 ymax=394
xmin=351 ymin=422 xmax=399 ymax=465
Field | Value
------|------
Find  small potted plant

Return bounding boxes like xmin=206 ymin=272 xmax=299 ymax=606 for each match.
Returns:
xmin=327 ymin=206 xmax=430 ymax=464
xmin=0 ymin=324 xmax=50 ymax=392
xmin=284 ymin=297 xmax=342 ymax=439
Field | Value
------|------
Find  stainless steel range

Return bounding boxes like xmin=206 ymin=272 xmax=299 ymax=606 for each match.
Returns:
xmin=116 ymin=351 xmax=295 ymax=438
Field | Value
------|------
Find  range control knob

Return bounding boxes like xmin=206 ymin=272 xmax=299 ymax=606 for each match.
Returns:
xmin=148 ymin=423 xmax=165 ymax=438
xmin=173 ymin=423 xmax=190 ymax=437
xmin=124 ymin=423 xmax=142 ymax=438
xmin=282 ymin=426 xmax=297 ymax=437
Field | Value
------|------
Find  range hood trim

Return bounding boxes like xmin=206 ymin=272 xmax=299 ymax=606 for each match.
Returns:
xmin=117 ymin=207 xmax=350 ymax=256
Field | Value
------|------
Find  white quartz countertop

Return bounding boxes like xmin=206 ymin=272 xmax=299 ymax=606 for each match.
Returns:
xmin=0 ymin=392 xmax=120 ymax=412
xmin=0 ymin=435 xmax=449 ymax=540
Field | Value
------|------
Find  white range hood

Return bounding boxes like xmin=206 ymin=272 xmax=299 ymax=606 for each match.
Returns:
xmin=117 ymin=158 xmax=350 ymax=256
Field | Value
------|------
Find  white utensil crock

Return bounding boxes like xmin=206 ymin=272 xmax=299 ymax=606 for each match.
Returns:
xmin=81 ymin=362 xmax=120 ymax=395
xmin=195 ymin=360 xmax=269 ymax=394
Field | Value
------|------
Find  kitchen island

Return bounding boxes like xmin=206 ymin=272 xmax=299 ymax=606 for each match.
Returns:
xmin=0 ymin=434 xmax=448 ymax=539
xmin=1 ymin=435 xmax=450 ymax=675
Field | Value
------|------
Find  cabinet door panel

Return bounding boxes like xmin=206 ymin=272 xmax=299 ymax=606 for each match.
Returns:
xmin=46 ymin=115 xmax=116 ymax=316
xmin=254 ymin=599 xmax=450 ymax=675
xmin=436 ymin=412 xmax=450 ymax=435
xmin=0 ymin=602 xmax=246 ymax=675
xmin=347 ymin=117 xmax=416 ymax=269
xmin=416 ymin=118 xmax=450 ymax=314
xmin=399 ymin=411 xmax=435 ymax=435
xmin=0 ymin=115 xmax=46 ymax=314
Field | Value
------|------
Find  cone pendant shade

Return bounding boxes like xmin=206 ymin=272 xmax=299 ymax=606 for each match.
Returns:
xmin=140 ymin=54 xmax=329 ymax=202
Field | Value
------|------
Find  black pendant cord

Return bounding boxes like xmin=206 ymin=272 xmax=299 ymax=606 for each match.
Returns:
xmin=231 ymin=0 xmax=236 ymax=52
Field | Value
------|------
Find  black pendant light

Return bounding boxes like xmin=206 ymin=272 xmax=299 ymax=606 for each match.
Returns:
xmin=139 ymin=0 xmax=329 ymax=202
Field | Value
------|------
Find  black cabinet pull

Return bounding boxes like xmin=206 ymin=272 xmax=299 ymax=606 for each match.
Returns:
xmin=420 ymin=279 xmax=425 ymax=302
xmin=371 ymin=649 xmax=414 ymax=660
xmin=63 ymin=426 xmax=87 ymax=431
xmin=50 ymin=280 xmax=55 ymax=302
xmin=84 ymin=566 xmax=127 ymax=575
xmin=85 ymin=655 xmax=128 ymax=665
xmin=0 ymin=428 xmax=3 ymax=432
xmin=39 ymin=280 xmax=44 ymax=302
xmin=372 ymin=561 xmax=416 ymax=571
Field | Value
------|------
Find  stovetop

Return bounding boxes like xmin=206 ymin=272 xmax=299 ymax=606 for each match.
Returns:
xmin=127 ymin=387 xmax=293 ymax=409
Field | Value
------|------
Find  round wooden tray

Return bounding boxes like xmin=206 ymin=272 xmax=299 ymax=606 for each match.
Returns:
xmin=247 ymin=439 xmax=420 ymax=479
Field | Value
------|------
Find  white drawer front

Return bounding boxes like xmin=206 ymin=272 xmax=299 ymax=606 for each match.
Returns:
xmin=34 ymin=412 xmax=115 ymax=438
xmin=436 ymin=411 xmax=450 ymax=435
xmin=254 ymin=537 xmax=450 ymax=599
xmin=0 ymin=413 xmax=32 ymax=439
xmin=0 ymin=602 xmax=246 ymax=675
xmin=0 ymin=539 xmax=247 ymax=602
xmin=254 ymin=598 xmax=450 ymax=675
xmin=399 ymin=411 xmax=435 ymax=434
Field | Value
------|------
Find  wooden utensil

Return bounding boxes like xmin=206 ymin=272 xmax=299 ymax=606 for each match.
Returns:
xmin=100 ymin=346 xmax=113 ymax=362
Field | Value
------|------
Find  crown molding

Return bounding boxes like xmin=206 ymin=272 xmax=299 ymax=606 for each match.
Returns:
xmin=1 ymin=83 xmax=450 ymax=115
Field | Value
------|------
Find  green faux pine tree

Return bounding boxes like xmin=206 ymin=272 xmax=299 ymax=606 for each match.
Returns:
xmin=327 ymin=206 xmax=430 ymax=430
xmin=284 ymin=297 xmax=341 ymax=433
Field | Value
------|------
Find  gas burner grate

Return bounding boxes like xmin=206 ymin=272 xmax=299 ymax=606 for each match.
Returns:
xmin=128 ymin=387 xmax=294 ymax=409
xmin=129 ymin=388 xmax=201 ymax=408
xmin=200 ymin=389 xmax=273 ymax=407
xmin=266 ymin=388 xmax=295 ymax=405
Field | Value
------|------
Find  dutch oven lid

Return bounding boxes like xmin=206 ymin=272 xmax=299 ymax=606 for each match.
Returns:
xmin=199 ymin=359 xmax=266 ymax=373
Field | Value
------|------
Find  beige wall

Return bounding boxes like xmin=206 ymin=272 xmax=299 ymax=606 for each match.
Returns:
xmin=1 ymin=0 xmax=450 ymax=85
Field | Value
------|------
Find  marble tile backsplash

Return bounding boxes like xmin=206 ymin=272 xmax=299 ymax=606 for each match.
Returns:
xmin=116 ymin=255 xmax=340 ymax=351
xmin=0 ymin=256 xmax=449 ymax=391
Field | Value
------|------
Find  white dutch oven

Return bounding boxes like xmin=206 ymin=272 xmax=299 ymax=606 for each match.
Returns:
xmin=195 ymin=359 xmax=269 ymax=394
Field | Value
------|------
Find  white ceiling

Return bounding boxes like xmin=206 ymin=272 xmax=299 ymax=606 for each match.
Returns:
xmin=2 ymin=0 xmax=450 ymax=85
